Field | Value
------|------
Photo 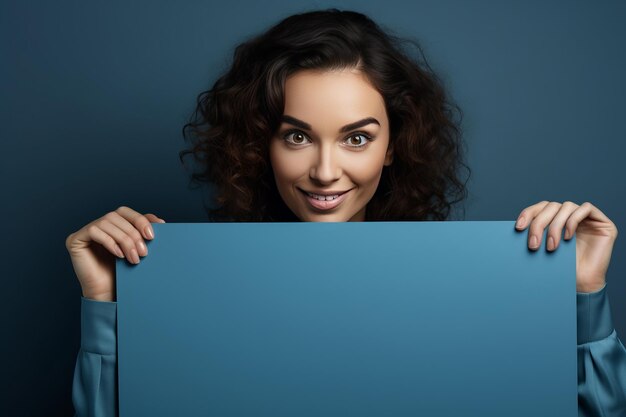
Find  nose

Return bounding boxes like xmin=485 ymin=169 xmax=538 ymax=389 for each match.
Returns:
xmin=309 ymin=143 xmax=342 ymax=185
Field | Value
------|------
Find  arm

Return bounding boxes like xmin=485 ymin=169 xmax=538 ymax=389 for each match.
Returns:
xmin=577 ymin=283 xmax=626 ymax=417
xmin=72 ymin=296 xmax=118 ymax=417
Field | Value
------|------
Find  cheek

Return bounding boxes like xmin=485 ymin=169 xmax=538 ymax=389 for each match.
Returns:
xmin=269 ymin=145 xmax=306 ymax=185
xmin=345 ymin=152 xmax=387 ymax=186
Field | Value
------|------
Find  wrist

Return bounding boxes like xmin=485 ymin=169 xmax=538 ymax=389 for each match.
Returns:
xmin=576 ymin=282 xmax=606 ymax=294
xmin=81 ymin=289 xmax=115 ymax=302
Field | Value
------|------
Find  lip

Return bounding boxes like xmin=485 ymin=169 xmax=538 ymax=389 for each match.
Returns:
xmin=299 ymin=188 xmax=350 ymax=196
xmin=298 ymin=188 xmax=352 ymax=211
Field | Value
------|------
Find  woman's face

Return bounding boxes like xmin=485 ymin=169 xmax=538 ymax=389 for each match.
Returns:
xmin=269 ymin=68 xmax=393 ymax=222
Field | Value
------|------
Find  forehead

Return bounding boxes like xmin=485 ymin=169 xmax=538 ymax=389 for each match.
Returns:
xmin=283 ymin=69 xmax=387 ymax=120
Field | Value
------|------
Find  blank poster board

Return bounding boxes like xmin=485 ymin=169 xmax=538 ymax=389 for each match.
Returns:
xmin=116 ymin=221 xmax=577 ymax=417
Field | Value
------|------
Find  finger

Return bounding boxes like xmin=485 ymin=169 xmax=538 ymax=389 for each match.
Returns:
xmin=527 ymin=201 xmax=562 ymax=250
xmin=84 ymin=224 xmax=125 ymax=259
xmin=545 ymin=201 xmax=579 ymax=251
xmin=515 ymin=200 xmax=551 ymax=230
xmin=143 ymin=213 xmax=165 ymax=238
xmin=145 ymin=213 xmax=166 ymax=224
xmin=98 ymin=219 xmax=147 ymax=263
xmin=96 ymin=219 xmax=143 ymax=264
xmin=102 ymin=212 xmax=147 ymax=261
xmin=115 ymin=206 xmax=156 ymax=241
xmin=565 ymin=202 xmax=615 ymax=239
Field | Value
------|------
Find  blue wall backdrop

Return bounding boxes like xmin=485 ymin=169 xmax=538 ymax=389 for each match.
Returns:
xmin=2 ymin=1 xmax=625 ymax=415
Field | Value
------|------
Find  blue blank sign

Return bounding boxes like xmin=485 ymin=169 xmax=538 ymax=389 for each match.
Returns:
xmin=117 ymin=221 xmax=577 ymax=416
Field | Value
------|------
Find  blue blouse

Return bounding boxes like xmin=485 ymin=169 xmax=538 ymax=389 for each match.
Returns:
xmin=72 ymin=283 xmax=626 ymax=416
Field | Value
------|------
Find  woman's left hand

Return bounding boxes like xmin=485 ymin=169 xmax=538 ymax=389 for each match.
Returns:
xmin=514 ymin=201 xmax=618 ymax=293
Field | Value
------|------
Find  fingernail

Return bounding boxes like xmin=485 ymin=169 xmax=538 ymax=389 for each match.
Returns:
xmin=547 ymin=236 xmax=554 ymax=251
xmin=145 ymin=226 xmax=154 ymax=239
xmin=530 ymin=235 xmax=538 ymax=248
xmin=516 ymin=217 xmax=525 ymax=228
xmin=131 ymin=248 xmax=140 ymax=264
xmin=564 ymin=229 xmax=570 ymax=239
xmin=114 ymin=244 xmax=124 ymax=258
xmin=138 ymin=241 xmax=148 ymax=256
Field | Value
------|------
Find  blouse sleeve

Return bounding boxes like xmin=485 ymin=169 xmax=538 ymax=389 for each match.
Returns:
xmin=72 ymin=296 xmax=118 ymax=417
xmin=577 ymin=282 xmax=626 ymax=416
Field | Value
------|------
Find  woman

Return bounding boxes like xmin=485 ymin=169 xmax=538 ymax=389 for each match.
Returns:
xmin=66 ymin=8 xmax=625 ymax=416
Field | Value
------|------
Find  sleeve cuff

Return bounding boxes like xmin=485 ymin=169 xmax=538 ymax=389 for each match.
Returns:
xmin=80 ymin=296 xmax=118 ymax=355
xmin=576 ymin=283 xmax=614 ymax=345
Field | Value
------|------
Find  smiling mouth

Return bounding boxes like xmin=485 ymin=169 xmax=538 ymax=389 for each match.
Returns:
xmin=298 ymin=188 xmax=352 ymax=211
xmin=301 ymin=189 xmax=346 ymax=199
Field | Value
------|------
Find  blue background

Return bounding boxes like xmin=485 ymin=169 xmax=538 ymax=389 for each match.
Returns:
xmin=2 ymin=1 xmax=625 ymax=415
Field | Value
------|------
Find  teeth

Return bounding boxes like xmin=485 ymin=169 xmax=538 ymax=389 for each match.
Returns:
xmin=307 ymin=192 xmax=339 ymax=201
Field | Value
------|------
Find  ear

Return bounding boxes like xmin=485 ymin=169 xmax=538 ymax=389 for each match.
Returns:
xmin=383 ymin=144 xmax=394 ymax=166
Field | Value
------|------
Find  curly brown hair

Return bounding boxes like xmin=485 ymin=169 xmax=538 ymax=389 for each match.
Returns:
xmin=179 ymin=8 xmax=471 ymax=222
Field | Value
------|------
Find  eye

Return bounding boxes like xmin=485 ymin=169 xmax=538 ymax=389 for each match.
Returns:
xmin=283 ymin=130 xmax=312 ymax=146
xmin=344 ymin=133 xmax=372 ymax=148
xmin=281 ymin=129 xmax=374 ymax=148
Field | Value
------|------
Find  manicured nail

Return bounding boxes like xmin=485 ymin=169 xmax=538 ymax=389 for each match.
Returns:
xmin=516 ymin=217 xmax=525 ymax=228
xmin=138 ymin=241 xmax=148 ymax=256
xmin=114 ymin=244 xmax=124 ymax=258
xmin=547 ymin=236 xmax=555 ymax=251
xmin=131 ymin=248 xmax=140 ymax=264
xmin=145 ymin=226 xmax=154 ymax=239
xmin=530 ymin=235 xmax=538 ymax=248
xmin=564 ymin=229 xmax=570 ymax=239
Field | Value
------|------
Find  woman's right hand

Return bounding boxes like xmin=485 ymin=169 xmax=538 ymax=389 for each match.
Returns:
xmin=65 ymin=206 xmax=166 ymax=302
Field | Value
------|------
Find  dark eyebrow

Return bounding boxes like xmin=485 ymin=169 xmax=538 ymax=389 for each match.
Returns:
xmin=281 ymin=115 xmax=380 ymax=133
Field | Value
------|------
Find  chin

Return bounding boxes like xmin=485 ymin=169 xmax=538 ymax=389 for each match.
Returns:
xmin=295 ymin=211 xmax=351 ymax=223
